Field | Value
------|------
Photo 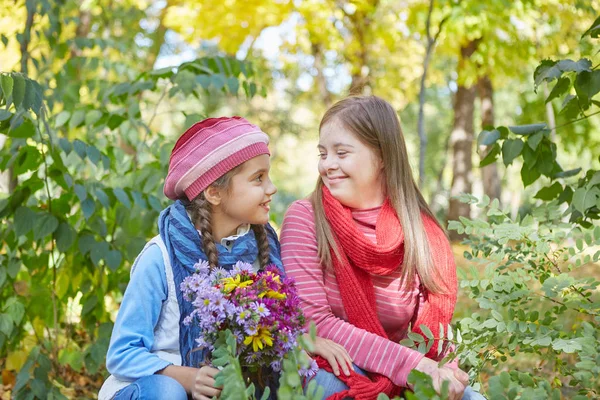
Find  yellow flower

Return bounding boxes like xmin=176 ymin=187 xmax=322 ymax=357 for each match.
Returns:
xmin=221 ymin=275 xmax=253 ymax=293
xmin=265 ymin=271 xmax=281 ymax=283
xmin=244 ymin=327 xmax=274 ymax=352
xmin=258 ymin=290 xmax=286 ymax=300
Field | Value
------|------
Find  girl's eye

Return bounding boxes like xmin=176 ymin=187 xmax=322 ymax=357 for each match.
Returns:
xmin=255 ymin=174 xmax=263 ymax=182
xmin=337 ymin=152 xmax=347 ymax=156
xmin=318 ymin=153 xmax=326 ymax=159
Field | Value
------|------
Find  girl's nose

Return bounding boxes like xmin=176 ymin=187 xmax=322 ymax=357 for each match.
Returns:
xmin=266 ymin=179 xmax=277 ymax=195
xmin=323 ymin=158 xmax=339 ymax=171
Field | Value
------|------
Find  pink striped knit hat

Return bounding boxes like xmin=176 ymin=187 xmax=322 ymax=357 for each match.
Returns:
xmin=164 ymin=116 xmax=270 ymax=201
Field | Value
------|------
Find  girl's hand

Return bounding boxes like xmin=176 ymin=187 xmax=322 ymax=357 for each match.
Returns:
xmin=305 ymin=334 xmax=353 ymax=376
xmin=192 ymin=366 xmax=222 ymax=400
xmin=412 ymin=357 xmax=466 ymax=400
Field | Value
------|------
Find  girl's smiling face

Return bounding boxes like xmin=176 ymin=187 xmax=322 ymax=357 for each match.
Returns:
xmin=220 ymin=154 xmax=277 ymax=225
xmin=318 ymin=118 xmax=385 ymax=209
xmin=205 ymin=154 xmax=277 ymax=241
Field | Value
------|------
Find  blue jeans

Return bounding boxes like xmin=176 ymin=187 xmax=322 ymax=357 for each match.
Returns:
xmin=112 ymin=375 xmax=188 ymax=400
xmin=310 ymin=365 xmax=486 ymax=400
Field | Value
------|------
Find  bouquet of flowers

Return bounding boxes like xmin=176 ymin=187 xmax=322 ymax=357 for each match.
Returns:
xmin=181 ymin=260 xmax=317 ymax=382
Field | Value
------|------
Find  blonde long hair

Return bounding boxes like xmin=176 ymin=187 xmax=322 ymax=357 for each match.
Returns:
xmin=310 ymin=95 xmax=446 ymax=294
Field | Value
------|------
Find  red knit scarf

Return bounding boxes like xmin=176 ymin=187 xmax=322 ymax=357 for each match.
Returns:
xmin=314 ymin=186 xmax=457 ymax=400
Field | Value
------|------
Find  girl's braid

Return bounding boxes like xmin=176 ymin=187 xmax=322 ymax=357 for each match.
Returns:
xmin=185 ymin=195 xmax=219 ymax=268
xmin=251 ymin=224 xmax=271 ymax=268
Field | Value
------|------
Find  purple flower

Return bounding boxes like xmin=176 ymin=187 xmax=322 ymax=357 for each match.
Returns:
xmin=232 ymin=261 xmax=254 ymax=275
xmin=193 ymin=260 xmax=210 ymax=275
xmin=299 ymin=358 xmax=319 ymax=378
xmin=250 ymin=302 xmax=270 ymax=318
xmin=183 ymin=262 xmax=306 ymax=373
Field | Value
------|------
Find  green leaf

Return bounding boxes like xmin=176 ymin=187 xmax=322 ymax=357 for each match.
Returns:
xmin=113 ymin=188 xmax=131 ymax=209
xmin=545 ymin=76 xmax=571 ymax=103
xmin=55 ymin=111 xmax=71 ymax=128
xmin=574 ymin=70 xmax=600 ymax=106
xmin=147 ymin=195 xmax=163 ymax=212
xmin=478 ymin=129 xmax=501 ymax=146
xmin=521 ymin=164 xmax=541 ymax=187
xmin=82 ymin=295 xmax=98 ymax=315
xmin=572 ymin=186 xmax=600 ymax=214
xmin=557 ymin=59 xmax=592 ymax=73
xmin=0 ymin=268 xmax=6 ymax=288
xmin=502 ymin=139 xmax=524 ymax=166
xmin=534 ymin=182 xmax=562 ymax=200
xmin=3 ymin=298 xmax=25 ymax=325
xmin=34 ymin=213 xmax=59 ymax=240
xmin=408 ymin=332 xmax=424 ymax=343
xmin=12 ymin=74 xmax=25 ymax=107
xmin=86 ymin=145 xmax=101 ymax=165
xmin=527 ymin=131 xmax=544 ymax=151
xmin=14 ymin=206 xmax=36 ymax=237
xmin=90 ymin=241 xmax=109 ymax=266
xmin=508 ymin=124 xmax=546 ymax=136
xmin=150 ymin=66 xmax=174 ymax=78
xmin=554 ymin=168 xmax=581 ymax=178
xmin=22 ymin=79 xmax=35 ymax=111
xmin=226 ymin=77 xmax=239 ymax=94
xmin=419 ymin=324 xmax=434 ymax=340
xmin=196 ymin=75 xmax=210 ymax=89
xmin=56 ymin=223 xmax=76 ymax=252
xmin=479 ymin=143 xmax=500 ymax=167
xmin=211 ymin=74 xmax=226 ymax=91
xmin=551 ymin=338 xmax=582 ymax=353
xmin=73 ymin=139 xmax=87 ymax=160
xmin=95 ymin=188 xmax=110 ymax=208
xmin=105 ymin=250 xmax=122 ymax=271
xmin=69 ymin=109 xmax=86 ymax=129
xmin=74 ymin=184 xmax=87 ymax=202
xmin=174 ymin=70 xmax=196 ymax=95
xmin=0 ymin=109 xmax=12 ymax=121
xmin=78 ymin=234 xmax=96 ymax=255
xmin=85 ymin=110 xmax=103 ymax=126
xmin=58 ymin=138 xmax=72 ymax=154
xmin=582 ymin=15 xmax=600 ymax=38
xmin=587 ymin=171 xmax=600 ymax=188
xmin=81 ymin=198 xmax=96 ymax=219
xmin=0 ymin=313 xmax=12 ymax=336
xmin=9 ymin=118 xmax=35 ymax=138
xmin=1 ymin=74 xmax=13 ymax=99
xmin=7 ymin=259 xmax=20 ymax=279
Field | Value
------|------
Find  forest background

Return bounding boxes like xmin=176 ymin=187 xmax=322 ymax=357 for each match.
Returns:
xmin=0 ymin=0 xmax=599 ymax=399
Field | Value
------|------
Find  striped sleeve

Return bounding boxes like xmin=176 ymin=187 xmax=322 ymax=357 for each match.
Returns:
xmin=280 ymin=200 xmax=424 ymax=388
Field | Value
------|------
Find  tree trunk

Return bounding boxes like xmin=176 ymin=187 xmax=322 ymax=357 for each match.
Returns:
xmin=447 ymin=42 xmax=478 ymax=241
xmin=544 ymin=84 xmax=557 ymax=140
xmin=477 ymin=75 xmax=501 ymax=204
xmin=417 ymin=0 xmax=448 ymax=188
xmin=346 ymin=5 xmax=376 ymax=96
xmin=146 ymin=2 xmax=169 ymax=70
xmin=311 ymin=42 xmax=333 ymax=107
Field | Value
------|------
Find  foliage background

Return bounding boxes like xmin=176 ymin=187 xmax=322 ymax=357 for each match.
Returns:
xmin=0 ymin=0 xmax=598 ymax=399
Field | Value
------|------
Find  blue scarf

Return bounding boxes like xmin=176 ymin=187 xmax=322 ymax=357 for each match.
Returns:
xmin=158 ymin=200 xmax=283 ymax=367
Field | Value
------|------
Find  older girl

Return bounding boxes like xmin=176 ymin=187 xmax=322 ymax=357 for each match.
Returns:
xmin=281 ymin=96 xmax=484 ymax=400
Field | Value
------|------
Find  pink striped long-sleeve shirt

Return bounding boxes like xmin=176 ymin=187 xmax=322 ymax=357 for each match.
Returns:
xmin=280 ymin=199 xmax=426 ymax=387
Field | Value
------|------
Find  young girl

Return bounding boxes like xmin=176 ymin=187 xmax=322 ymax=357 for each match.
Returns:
xmin=280 ymin=96 xmax=485 ymax=400
xmin=99 ymin=117 xmax=283 ymax=400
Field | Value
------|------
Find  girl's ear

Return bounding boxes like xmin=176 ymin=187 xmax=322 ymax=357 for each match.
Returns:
xmin=203 ymin=186 xmax=222 ymax=206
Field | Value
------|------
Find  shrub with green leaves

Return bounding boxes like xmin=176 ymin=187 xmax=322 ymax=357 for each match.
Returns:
xmin=0 ymin=55 xmax=264 ymax=399
xmin=448 ymin=195 xmax=599 ymax=399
